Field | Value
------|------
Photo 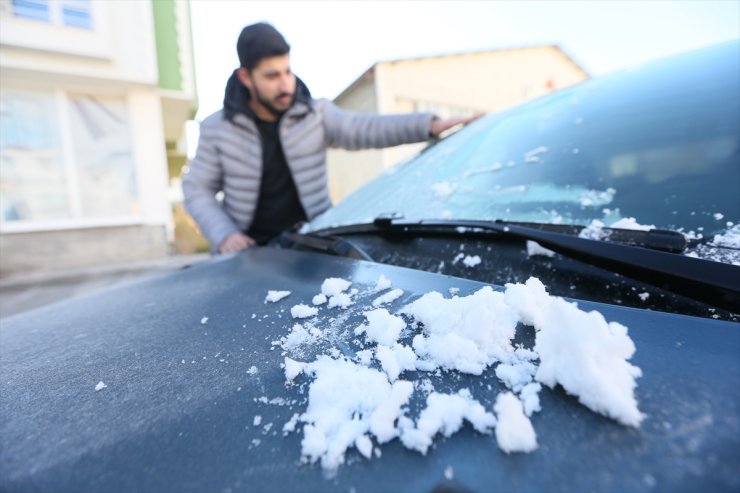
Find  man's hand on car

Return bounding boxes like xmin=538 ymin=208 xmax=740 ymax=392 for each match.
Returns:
xmin=219 ymin=232 xmax=256 ymax=253
xmin=430 ymin=113 xmax=485 ymax=138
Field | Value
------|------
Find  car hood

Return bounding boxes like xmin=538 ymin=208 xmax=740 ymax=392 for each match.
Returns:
xmin=1 ymin=247 xmax=738 ymax=492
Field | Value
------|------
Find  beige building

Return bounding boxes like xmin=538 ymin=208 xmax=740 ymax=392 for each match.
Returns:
xmin=328 ymin=45 xmax=589 ymax=202
xmin=0 ymin=0 xmax=197 ymax=275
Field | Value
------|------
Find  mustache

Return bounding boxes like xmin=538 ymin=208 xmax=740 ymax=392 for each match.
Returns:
xmin=276 ymin=92 xmax=293 ymax=100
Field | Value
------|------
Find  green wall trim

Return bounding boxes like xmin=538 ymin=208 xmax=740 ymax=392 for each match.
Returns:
xmin=152 ymin=0 xmax=182 ymax=91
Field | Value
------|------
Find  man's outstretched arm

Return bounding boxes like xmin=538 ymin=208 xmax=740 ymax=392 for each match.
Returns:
xmin=322 ymin=100 xmax=484 ymax=149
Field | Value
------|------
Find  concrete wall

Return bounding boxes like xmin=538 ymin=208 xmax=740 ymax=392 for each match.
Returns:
xmin=0 ymin=225 xmax=169 ymax=276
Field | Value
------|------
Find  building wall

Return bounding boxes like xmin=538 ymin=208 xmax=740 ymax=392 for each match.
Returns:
xmin=326 ymin=73 xmax=383 ymax=203
xmin=0 ymin=0 xmax=159 ymax=84
xmin=327 ymin=47 xmax=589 ymax=201
xmin=0 ymin=225 xmax=169 ymax=273
xmin=0 ymin=0 xmax=194 ymax=275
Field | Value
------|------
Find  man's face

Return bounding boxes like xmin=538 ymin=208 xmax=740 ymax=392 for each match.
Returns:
xmin=238 ymin=54 xmax=296 ymax=120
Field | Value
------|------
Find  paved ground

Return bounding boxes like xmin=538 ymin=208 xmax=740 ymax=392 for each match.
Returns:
xmin=0 ymin=254 xmax=210 ymax=319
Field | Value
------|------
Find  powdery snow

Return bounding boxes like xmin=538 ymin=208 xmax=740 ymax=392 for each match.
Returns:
xmin=321 ymin=278 xmax=352 ymax=297
xmin=495 ymin=361 xmax=537 ymax=392
xmin=327 ymin=292 xmax=353 ymax=309
xmin=284 ymin=357 xmax=306 ymax=382
xmin=401 ymin=389 xmax=497 ymax=455
xmin=376 ymin=344 xmax=417 ymax=381
xmin=403 ymin=287 xmax=518 ymax=374
xmin=355 ymin=349 xmax=373 ymax=366
xmin=506 ymin=278 xmax=644 ymax=427
xmin=271 ymin=274 xmax=644 ymax=473
xmin=281 ymin=323 xmax=322 ymax=351
xmin=519 ymin=382 xmax=542 ymax=417
xmin=462 ymin=255 xmax=482 ymax=267
xmin=494 ymin=392 xmax=538 ymax=453
xmin=372 ymin=289 xmax=404 ymax=307
xmin=354 ymin=309 xmax=405 ymax=347
xmin=287 ymin=356 xmax=414 ymax=471
xmin=579 ymin=188 xmax=616 ymax=207
xmin=579 ymin=219 xmax=609 ymax=240
xmin=95 ymin=381 xmax=107 ymax=391
xmin=283 ymin=413 xmax=300 ymax=434
xmin=711 ymin=224 xmax=740 ymax=249
xmin=265 ymin=290 xmax=291 ymax=303
xmin=291 ymin=304 xmax=319 ymax=319
xmin=312 ymin=294 xmax=328 ymax=305
xmin=526 ymin=241 xmax=556 ymax=258
xmin=374 ymin=275 xmax=392 ymax=291
xmin=610 ymin=217 xmax=655 ymax=231
xmin=579 ymin=216 xmax=657 ymax=241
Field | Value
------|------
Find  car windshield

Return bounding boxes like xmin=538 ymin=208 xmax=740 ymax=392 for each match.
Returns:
xmin=309 ymin=42 xmax=740 ymax=256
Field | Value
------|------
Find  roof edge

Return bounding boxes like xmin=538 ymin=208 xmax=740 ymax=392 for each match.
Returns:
xmin=333 ymin=44 xmax=590 ymax=102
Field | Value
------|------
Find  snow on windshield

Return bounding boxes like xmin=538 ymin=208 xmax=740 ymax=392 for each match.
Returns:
xmin=265 ymin=275 xmax=643 ymax=473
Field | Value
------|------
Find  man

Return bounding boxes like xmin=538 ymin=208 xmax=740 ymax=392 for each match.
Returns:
xmin=183 ymin=22 xmax=478 ymax=253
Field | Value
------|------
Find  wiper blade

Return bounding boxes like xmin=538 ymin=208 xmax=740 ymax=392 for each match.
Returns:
xmin=488 ymin=220 xmax=687 ymax=253
xmin=312 ymin=217 xmax=740 ymax=313
xmin=373 ymin=217 xmax=687 ymax=252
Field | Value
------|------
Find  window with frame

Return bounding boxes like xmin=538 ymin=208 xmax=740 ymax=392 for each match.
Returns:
xmin=0 ymin=89 xmax=140 ymax=226
xmin=10 ymin=0 xmax=92 ymax=29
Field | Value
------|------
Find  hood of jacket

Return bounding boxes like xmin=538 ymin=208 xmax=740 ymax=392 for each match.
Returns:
xmin=223 ymin=69 xmax=312 ymax=122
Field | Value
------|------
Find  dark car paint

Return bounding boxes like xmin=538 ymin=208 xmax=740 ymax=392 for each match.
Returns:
xmin=1 ymin=247 xmax=738 ymax=493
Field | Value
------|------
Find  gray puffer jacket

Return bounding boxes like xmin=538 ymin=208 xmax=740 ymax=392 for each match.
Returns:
xmin=182 ymin=72 xmax=434 ymax=250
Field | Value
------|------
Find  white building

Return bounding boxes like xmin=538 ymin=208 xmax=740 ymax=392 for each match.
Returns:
xmin=0 ymin=0 xmax=197 ymax=275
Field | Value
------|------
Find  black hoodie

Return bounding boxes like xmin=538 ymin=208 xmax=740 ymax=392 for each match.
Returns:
xmin=220 ymin=70 xmax=313 ymax=243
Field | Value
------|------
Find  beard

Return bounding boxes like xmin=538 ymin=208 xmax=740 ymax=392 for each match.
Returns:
xmin=253 ymin=85 xmax=294 ymax=118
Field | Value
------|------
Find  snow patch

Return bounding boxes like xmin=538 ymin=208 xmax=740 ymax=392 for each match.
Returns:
xmin=265 ymin=290 xmax=291 ymax=303
xmin=494 ymin=392 xmax=538 ymax=453
xmin=291 ymin=304 xmax=319 ymax=319
xmin=526 ymin=241 xmax=555 ymax=258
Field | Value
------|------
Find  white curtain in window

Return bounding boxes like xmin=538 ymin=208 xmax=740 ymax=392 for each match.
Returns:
xmin=67 ymin=94 xmax=138 ymax=218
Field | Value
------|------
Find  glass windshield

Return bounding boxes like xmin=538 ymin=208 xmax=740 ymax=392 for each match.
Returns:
xmin=310 ymin=42 xmax=740 ymax=249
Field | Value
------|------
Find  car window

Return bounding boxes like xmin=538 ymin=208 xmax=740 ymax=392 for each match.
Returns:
xmin=311 ymin=42 xmax=739 ymax=244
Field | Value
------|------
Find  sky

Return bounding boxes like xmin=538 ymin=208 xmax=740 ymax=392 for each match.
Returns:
xmin=189 ymin=0 xmax=740 ymax=121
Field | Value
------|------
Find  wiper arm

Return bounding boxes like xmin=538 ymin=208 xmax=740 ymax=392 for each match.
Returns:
xmin=279 ymin=231 xmax=374 ymax=261
xmin=312 ymin=217 xmax=740 ymax=313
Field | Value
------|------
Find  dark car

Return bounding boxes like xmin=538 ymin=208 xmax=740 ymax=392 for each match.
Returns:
xmin=1 ymin=42 xmax=739 ymax=493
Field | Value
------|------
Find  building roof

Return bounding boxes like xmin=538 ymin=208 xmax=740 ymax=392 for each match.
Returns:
xmin=333 ymin=44 xmax=589 ymax=102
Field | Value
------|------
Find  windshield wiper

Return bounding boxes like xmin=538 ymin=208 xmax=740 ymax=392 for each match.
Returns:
xmin=279 ymin=231 xmax=373 ymax=261
xmin=311 ymin=217 xmax=740 ymax=313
